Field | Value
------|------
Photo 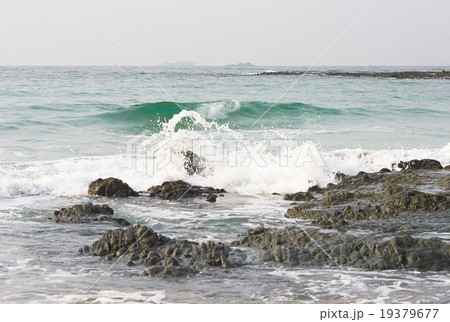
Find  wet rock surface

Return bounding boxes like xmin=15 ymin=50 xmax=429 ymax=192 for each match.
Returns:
xmin=270 ymin=159 xmax=450 ymax=272
xmin=148 ymin=180 xmax=226 ymax=201
xmin=88 ymin=177 xmax=139 ymax=198
xmin=285 ymin=160 xmax=449 ymax=230
xmin=233 ymin=226 xmax=450 ymax=271
xmin=80 ymin=225 xmax=245 ymax=277
xmin=53 ymin=203 xmax=130 ymax=226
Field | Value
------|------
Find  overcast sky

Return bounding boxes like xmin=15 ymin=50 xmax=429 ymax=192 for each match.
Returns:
xmin=1 ymin=0 xmax=449 ymax=66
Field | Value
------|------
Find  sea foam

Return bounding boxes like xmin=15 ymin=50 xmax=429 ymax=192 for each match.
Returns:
xmin=1 ymin=109 xmax=448 ymax=198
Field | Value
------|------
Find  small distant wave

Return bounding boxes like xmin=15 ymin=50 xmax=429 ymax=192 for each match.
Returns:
xmin=96 ymin=100 xmax=341 ymax=125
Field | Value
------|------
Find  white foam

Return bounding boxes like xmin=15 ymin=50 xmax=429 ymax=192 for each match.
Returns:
xmin=0 ymin=109 xmax=448 ymax=198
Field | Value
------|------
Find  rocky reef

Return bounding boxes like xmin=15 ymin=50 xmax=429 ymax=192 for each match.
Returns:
xmin=246 ymin=70 xmax=450 ymax=79
xmin=285 ymin=159 xmax=449 ymax=230
xmin=232 ymin=226 xmax=450 ymax=271
xmin=53 ymin=203 xmax=130 ymax=226
xmin=80 ymin=225 xmax=245 ymax=277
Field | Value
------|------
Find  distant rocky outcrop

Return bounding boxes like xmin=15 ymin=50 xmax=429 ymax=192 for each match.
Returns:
xmin=53 ymin=203 xmax=130 ymax=226
xmin=245 ymin=70 xmax=450 ymax=79
xmin=80 ymin=225 xmax=245 ymax=277
xmin=88 ymin=178 xmax=139 ymax=198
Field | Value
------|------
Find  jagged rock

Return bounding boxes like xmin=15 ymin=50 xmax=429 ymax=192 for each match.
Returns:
xmin=148 ymin=180 xmax=225 ymax=201
xmin=88 ymin=178 xmax=139 ymax=198
xmin=308 ymin=185 xmax=325 ymax=193
xmin=335 ymin=172 xmax=348 ymax=181
xmin=398 ymin=159 xmax=443 ymax=170
xmin=179 ymin=150 xmax=206 ymax=176
xmin=53 ymin=203 xmax=130 ymax=226
xmin=81 ymin=225 xmax=244 ymax=277
xmin=233 ymin=226 xmax=450 ymax=271
xmin=284 ymin=191 xmax=315 ymax=201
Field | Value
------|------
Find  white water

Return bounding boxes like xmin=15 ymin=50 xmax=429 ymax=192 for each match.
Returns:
xmin=1 ymin=108 xmax=449 ymax=198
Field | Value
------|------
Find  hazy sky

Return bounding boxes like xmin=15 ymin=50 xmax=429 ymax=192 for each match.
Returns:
xmin=1 ymin=0 xmax=449 ymax=66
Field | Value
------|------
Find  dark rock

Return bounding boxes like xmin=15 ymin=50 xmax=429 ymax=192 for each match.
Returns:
xmin=379 ymin=168 xmax=391 ymax=173
xmin=88 ymin=177 xmax=139 ymax=198
xmin=206 ymin=194 xmax=217 ymax=202
xmin=84 ymin=225 xmax=244 ymax=277
xmin=308 ymin=185 xmax=325 ymax=193
xmin=179 ymin=150 xmax=205 ymax=176
xmin=148 ymin=180 xmax=225 ymax=201
xmin=444 ymin=165 xmax=450 ymax=171
xmin=398 ymin=159 xmax=443 ymax=170
xmin=284 ymin=191 xmax=315 ymax=202
xmin=335 ymin=172 xmax=348 ymax=181
xmin=52 ymin=203 xmax=130 ymax=226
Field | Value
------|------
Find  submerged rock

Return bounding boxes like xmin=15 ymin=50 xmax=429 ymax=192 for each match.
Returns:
xmin=88 ymin=177 xmax=139 ymax=198
xmin=233 ymin=226 xmax=450 ymax=271
xmin=148 ymin=180 xmax=225 ymax=201
xmin=81 ymin=225 xmax=244 ymax=277
xmin=53 ymin=203 xmax=130 ymax=226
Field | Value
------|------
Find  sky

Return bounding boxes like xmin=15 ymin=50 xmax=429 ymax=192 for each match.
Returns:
xmin=0 ymin=0 xmax=449 ymax=66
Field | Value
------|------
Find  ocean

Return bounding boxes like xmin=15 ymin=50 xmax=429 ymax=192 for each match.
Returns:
xmin=0 ymin=65 xmax=449 ymax=303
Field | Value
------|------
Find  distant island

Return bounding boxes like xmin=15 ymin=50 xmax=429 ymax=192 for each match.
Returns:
xmin=225 ymin=62 xmax=256 ymax=67
xmin=159 ymin=61 xmax=196 ymax=67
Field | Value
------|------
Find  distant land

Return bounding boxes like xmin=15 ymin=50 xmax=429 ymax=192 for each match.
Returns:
xmin=159 ymin=61 xmax=196 ymax=66
xmin=224 ymin=62 xmax=256 ymax=67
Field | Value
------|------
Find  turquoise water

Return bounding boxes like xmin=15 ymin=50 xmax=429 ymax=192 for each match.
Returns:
xmin=0 ymin=66 xmax=449 ymax=303
xmin=1 ymin=66 xmax=449 ymax=162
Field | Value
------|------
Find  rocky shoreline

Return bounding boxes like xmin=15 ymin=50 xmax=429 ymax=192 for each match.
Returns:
xmin=51 ymin=158 xmax=449 ymax=277
xmin=245 ymin=70 xmax=450 ymax=79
